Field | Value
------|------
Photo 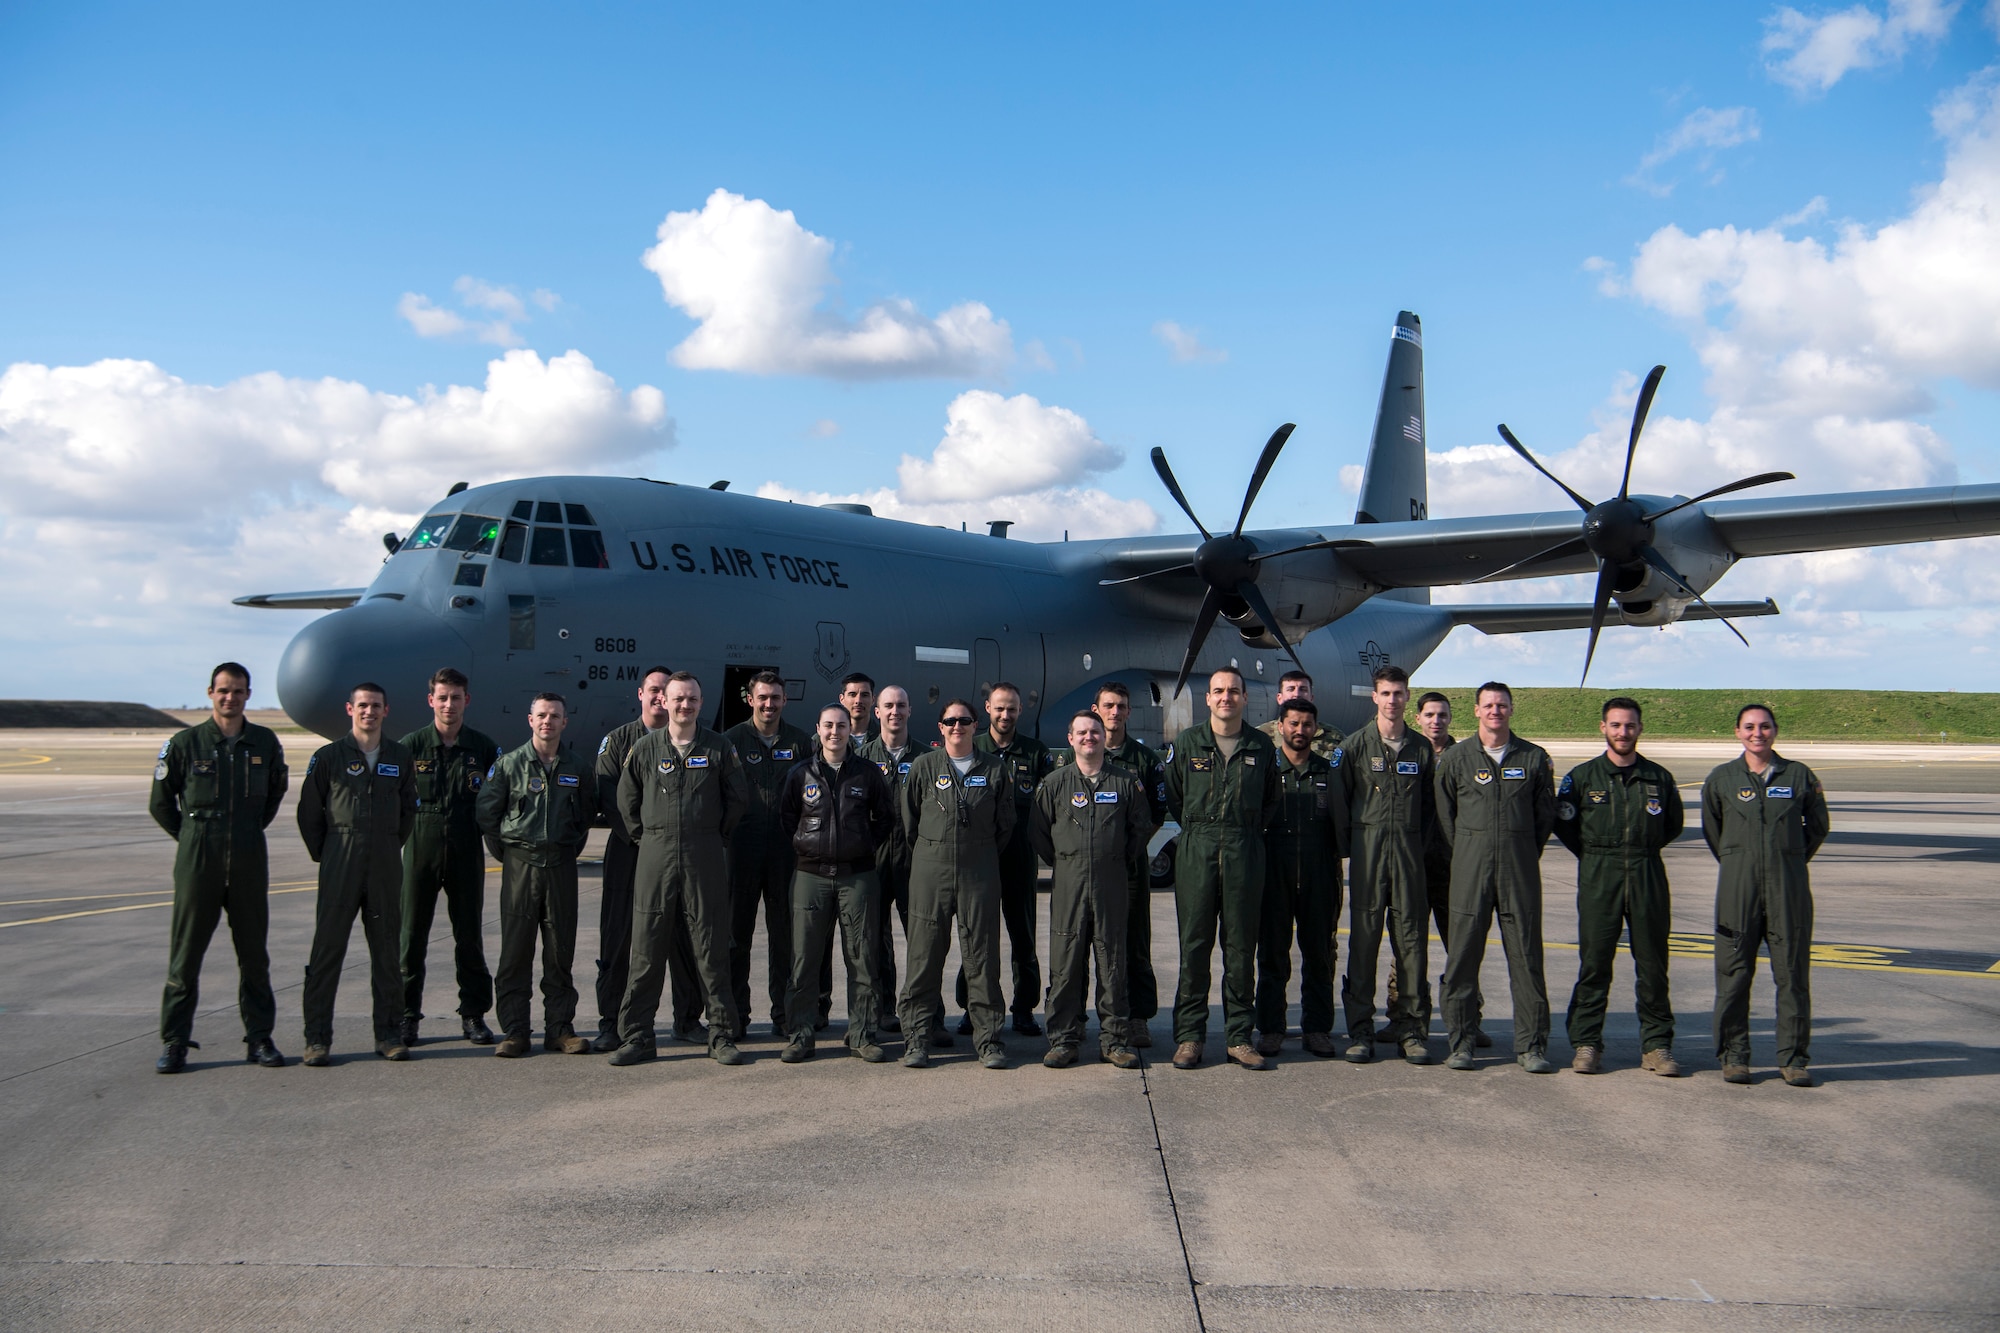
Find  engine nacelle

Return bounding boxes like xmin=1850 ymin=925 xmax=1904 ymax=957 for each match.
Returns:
xmin=1610 ymin=503 xmax=1739 ymax=627
xmin=1227 ymin=548 xmax=1379 ymax=647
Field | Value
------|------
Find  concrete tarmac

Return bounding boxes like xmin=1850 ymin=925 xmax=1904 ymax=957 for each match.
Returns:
xmin=0 ymin=733 xmax=1995 ymax=1330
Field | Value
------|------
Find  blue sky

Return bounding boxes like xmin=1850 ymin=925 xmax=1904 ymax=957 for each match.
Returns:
xmin=4 ymin=2 xmax=1998 ymax=701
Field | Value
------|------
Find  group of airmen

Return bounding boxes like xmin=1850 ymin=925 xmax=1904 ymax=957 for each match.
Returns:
xmin=149 ymin=656 xmax=1830 ymax=1087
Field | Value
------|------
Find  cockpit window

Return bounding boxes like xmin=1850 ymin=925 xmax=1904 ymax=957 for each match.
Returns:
xmin=528 ymin=527 xmax=568 ymax=566
xmin=565 ymin=503 xmax=596 ymax=526
xmin=569 ymin=528 xmax=609 ymax=569
xmin=535 ymin=501 xmax=563 ymax=524
xmin=404 ymin=514 xmax=455 ymax=551
xmin=496 ymin=521 xmax=527 ymax=563
xmin=511 ymin=500 xmax=534 ymax=521
xmin=443 ymin=515 xmax=500 ymax=555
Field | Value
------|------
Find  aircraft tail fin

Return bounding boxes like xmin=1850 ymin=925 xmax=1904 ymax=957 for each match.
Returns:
xmin=1355 ymin=311 xmax=1430 ymax=601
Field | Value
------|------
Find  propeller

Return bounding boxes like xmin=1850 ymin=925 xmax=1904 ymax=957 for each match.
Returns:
xmin=1494 ymin=364 xmax=1795 ymax=684
xmin=1103 ymin=424 xmax=1363 ymax=699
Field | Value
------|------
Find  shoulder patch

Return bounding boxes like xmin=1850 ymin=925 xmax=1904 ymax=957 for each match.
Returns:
xmin=1329 ymin=748 xmax=1342 ymax=768
xmin=1558 ymin=773 xmax=1574 ymax=794
xmin=157 ymin=740 xmax=172 ymax=760
xmin=306 ymin=754 xmax=317 ymax=776
xmin=154 ymin=762 xmax=168 ymax=781
xmin=597 ymin=735 xmax=610 ymax=756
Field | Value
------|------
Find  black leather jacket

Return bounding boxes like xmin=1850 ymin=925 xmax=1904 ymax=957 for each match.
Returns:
xmin=779 ymin=751 xmax=896 ymax=876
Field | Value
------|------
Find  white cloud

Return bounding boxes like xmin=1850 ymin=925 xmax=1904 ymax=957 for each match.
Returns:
xmin=0 ymin=351 xmax=672 ymax=697
xmin=1153 ymin=320 xmax=1229 ymax=364
xmin=398 ymin=275 xmax=560 ymax=347
xmin=642 ymin=189 xmax=1014 ymax=380
xmin=756 ymin=389 xmax=1155 ymax=540
xmin=808 ymin=418 xmax=840 ymax=438
xmin=1626 ymin=106 xmax=1762 ymax=196
xmin=1762 ymin=0 xmax=1958 ymax=93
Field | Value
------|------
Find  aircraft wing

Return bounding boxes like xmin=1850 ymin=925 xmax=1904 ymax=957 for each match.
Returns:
xmin=232 ymin=588 xmax=366 ymax=610
xmin=1440 ymin=598 xmax=1779 ymax=635
xmin=1325 ymin=481 xmax=2000 ymax=587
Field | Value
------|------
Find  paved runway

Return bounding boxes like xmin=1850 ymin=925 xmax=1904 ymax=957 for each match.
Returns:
xmin=1 ymin=733 xmax=1995 ymax=1330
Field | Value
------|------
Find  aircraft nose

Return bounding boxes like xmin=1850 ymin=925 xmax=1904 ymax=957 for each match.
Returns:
xmin=276 ymin=599 xmax=475 ymax=739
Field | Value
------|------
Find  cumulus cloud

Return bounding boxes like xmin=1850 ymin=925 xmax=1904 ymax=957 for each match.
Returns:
xmin=1625 ymin=106 xmax=1762 ymax=196
xmin=1762 ymin=0 xmax=1957 ymax=93
xmin=641 ymin=189 xmax=1014 ymax=380
xmin=0 ymin=351 xmax=671 ymax=695
xmin=1153 ymin=320 xmax=1229 ymax=364
xmin=397 ymin=275 xmax=559 ymax=347
xmin=1428 ymin=70 xmax=2000 ymax=684
xmin=756 ymin=389 xmax=1155 ymax=540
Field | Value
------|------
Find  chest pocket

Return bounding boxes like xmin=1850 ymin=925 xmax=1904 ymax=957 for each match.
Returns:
xmin=329 ymin=766 xmax=378 ymax=829
xmin=183 ymin=751 xmax=222 ymax=811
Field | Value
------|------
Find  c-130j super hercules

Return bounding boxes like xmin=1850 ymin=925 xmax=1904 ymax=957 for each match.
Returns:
xmin=244 ymin=311 xmax=2000 ymax=756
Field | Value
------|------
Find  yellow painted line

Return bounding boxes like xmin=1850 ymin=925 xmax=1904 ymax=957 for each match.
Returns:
xmin=0 ymin=886 xmax=314 ymax=930
xmin=0 ymin=752 xmax=55 ymax=770
xmin=0 ymin=879 xmax=317 ymax=908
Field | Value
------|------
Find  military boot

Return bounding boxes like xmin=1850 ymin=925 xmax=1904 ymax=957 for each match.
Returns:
xmin=1641 ymin=1048 xmax=1681 ymax=1077
xmin=155 ymin=1041 xmax=191 ymax=1074
xmin=544 ymin=1027 xmax=589 ymax=1055
xmin=1571 ymin=1045 xmax=1603 ymax=1075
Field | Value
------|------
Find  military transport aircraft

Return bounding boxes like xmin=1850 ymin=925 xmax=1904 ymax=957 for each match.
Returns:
xmin=240 ymin=311 xmax=2000 ymax=753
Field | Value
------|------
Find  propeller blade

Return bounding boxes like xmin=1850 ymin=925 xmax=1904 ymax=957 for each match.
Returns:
xmin=1097 ymin=562 xmax=1196 ymax=587
xmin=1171 ymin=585 xmax=1226 ymax=700
xmin=1641 ymin=471 xmax=1797 ymax=523
xmin=1639 ymin=546 xmax=1751 ymax=648
xmin=1233 ymin=423 xmax=1297 ymax=537
xmin=1580 ymin=559 xmax=1620 ymax=687
xmin=1619 ymin=365 xmax=1666 ymax=500
xmin=1244 ymin=536 xmax=1375 ymax=563
xmin=1150 ymin=447 xmax=1212 ymax=541
xmin=1498 ymin=425 xmax=1594 ymax=512
xmin=1469 ymin=535 xmax=1590 ymax=584
xmin=1235 ymin=579 xmax=1305 ymax=673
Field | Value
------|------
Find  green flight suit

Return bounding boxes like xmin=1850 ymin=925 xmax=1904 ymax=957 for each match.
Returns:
xmin=397 ymin=723 xmax=501 ymax=1026
xmin=1338 ymin=725 xmax=1436 ymax=1043
xmin=477 ymin=741 xmax=596 ymax=1041
xmin=1435 ymin=735 xmax=1558 ymax=1057
xmin=1164 ymin=724 xmax=1281 ymax=1048
xmin=859 ymin=735 xmax=936 ymax=1022
xmin=1109 ymin=735 xmax=1168 ymax=1023
xmin=1257 ymin=749 xmax=1348 ymax=1038
xmin=723 ymin=719 xmax=818 ymax=1031
xmin=899 ymin=748 xmax=1016 ymax=1056
xmin=1702 ymin=753 xmax=1829 ymax=1071
xmin=149 ymin=720 xmax=288 ymax=1049
xmin=1387 ymin=734 xmax=1459 ymax=1014
xmin=967 ymin=731 xmax=1054 ymax=1021
xmin=297 ymin=736 xmax=419 ymax=1048
xmin=1030 ymin=761 xmax=1150 ymax=1053
xmin=595 ymin=721 xmax=705 ymax=1040
xmin=1554 ymin=753 xmax=1684 ymax=1054
xmin=616 ymin=726 xmax=750 ymax=1051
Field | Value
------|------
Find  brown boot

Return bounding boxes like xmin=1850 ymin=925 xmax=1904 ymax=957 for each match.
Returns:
xmin=1171 ymin=1041 xmax=1202 ymax=1070
xmin=544 ymin=1028 xmax=589 ymax=1055
xmin=1641 ymin=1048 xmax=1681 ymax=1077
xmin=1722 ymin=1063 xmax=1752 ymax=1084
xmin=1780 ymin=1064 xmax=1817 ymax=1087
xmin=495 ymin=1035 xmax=530 ymax=1058
xmin=1226 ymin=1044 xmax=1271 ymax=1071
xmin=1571 ymin=1044 xmax=1602 ymax=1075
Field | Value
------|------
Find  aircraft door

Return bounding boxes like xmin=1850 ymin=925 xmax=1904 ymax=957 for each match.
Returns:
xmin=974 ymin=638 xmax=1001 ymax=700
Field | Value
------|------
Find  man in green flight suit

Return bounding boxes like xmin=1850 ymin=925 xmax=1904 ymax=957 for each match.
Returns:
xmin=961 ymin=682 xmax=1053 ymax=1036
xmin=1092 ymin=682 xmax=1168 ymax=1048
xmin=1554 ymin=696 xmax=1684 ymax=1076
xmin=858 ymin=685 xmax=935 ymax=1038
xmin=477 ymin=692 xmax=597 ymax=1057
xmin=1703 ymin=703 xmax=1830 ymax=1087
xmin=1435 ymin=681 xmax=1558 ymax=1073
xmin=1338 ymin=665 xmax=1436 ymax=1065
xmin=297 ymin=682 xmax=419 ymax=1065
xmin=1030 ymin=710 xmax=1150 ymax=1070
xmin=397 ymin=667 xmax=502 ymax=1049
xmin=723 ymin=669 xmax=817 ymax=1038
xmin=149 ymin=662 xmax=289 ymax=1073
xmin=610 ymin=671 xmax=751 ymax=1066
xmin=1256 ymin=670 xmax=1342 ymax=759
xmin=1255 ymin=697 xmax=1348 ymax=1059
xmin=592 ymin=668 xmax=708 ymax=1051
xmin=1164 ymin=668 xmax=1281 ymax=1072
xmin=899 ymin=698 xmax=1015 ymax=1069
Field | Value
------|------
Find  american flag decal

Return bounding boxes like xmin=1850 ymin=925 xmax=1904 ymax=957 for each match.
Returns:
xmin=1401 ymin=415 xmax=1423 ymax=444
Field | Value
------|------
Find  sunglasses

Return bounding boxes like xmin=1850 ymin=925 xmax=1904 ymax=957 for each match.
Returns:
xmin=941 ymin=716 xmax=976 ymax=727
